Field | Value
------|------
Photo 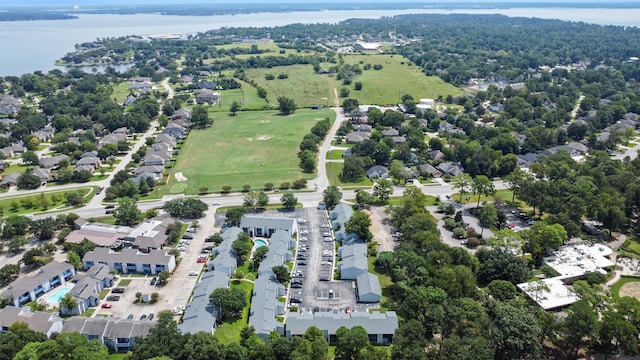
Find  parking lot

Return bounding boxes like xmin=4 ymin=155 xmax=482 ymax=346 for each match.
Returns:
xmin=291 ymin=208 xmax=358 ymax=312
xmin=93 ymin=208 xmax=219 ymax=320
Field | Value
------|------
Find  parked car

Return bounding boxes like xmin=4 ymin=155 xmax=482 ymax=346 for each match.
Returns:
xmin=127 ymin=314 xmax=134 ymax=320
xmin=101 ymin=303 xmax=112 ymax=309
xmin=182 ymin=234 xmax=193 ymax=240
xmin=189 ymin=271 xmax=198 ymax=276
xmin=140 ymin=314 xmax=147 ymax=320
xmin=148 ymin=313 xmax=154 ymax=321
xmin=297 ymin=261 xmax=307 ymax=266
xmin=106 ymin=295 xmax=120 ymax=301
xmin=197 ymin=257 xmax=207 ymax=263
xmin=290 ymin=283 xmax=303 ymax=288
xmin=112 ymin=287 xmax=125 ymax=293
xmin=290 ymin=298 xmax=302 ymax=304
xmin=345 ymin=307 xmax=351 ymax=314
xmin=155 ymin=279 xmax=164 ymax=287
xmin=150 ymin=277 xmax=157 ymax=286
xmin=300 ymin=230 xmax=309 ymax=235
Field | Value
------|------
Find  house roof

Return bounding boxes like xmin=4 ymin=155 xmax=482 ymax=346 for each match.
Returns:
xmin=65 ymin=222 xmax=133 ymax=247
xmin=345 ymin=132 xmax=370 ymax=143
xmin=76 ymin=156 xmax=101 ymax=166
xmin=286 ymin=311 xmax=398 ymax=337
xmin=357 ymin=272 xmax=381 ymax=300
xmin=257 ymin=230 xmax=291 ymax=276
xmin=0 ymin=306 xmax=63 ymax=336
xmin=240 ymin=216 xmax=297 ymax=234
xmin=437 ymin=162 xmax=464 ymax=176
xmin=366 ymin=165 xmax=388 ymax=179
xmin=2 ymin=262 xmax=75 ymax=300
xmin=134 ymin=165 xmax=164 ymax=174
xmin=418 ymin=163 xmax=442 ymax=177
xmin=82 ymin=248 xmax=174 ymax=267
xmin=248 ymin=274 xmax=284 ymax=338
xmin=179 ymin=270 xmax=230 ymax=334
xmin=381 ymin=128 xmax=399 ymax=137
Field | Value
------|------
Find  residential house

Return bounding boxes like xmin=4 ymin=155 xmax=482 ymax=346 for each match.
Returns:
xmin=31 ymin=167 xmax=52 ymax=186
xmin=197 ymin=81 xmax=217 ymax=89
xmin=82 ymin=248 xmax=176 ymax=275
xmin=143 ymin=154 xmax=169 ymax=167
xmin=32 ymin=124 xmax=56 ymax=142
xmin=345 ymin=131 xmax=371 ymax=144
xmin=154 ymin=134 xmax=177 ymax=148
xmin=418 ymin=163 xmax=442 ymax=178
xmin=353 ymin=124 xmax=372 ymax=132
xmin=123 ymin=95 xmax=137 ymax=106
xmin=0 ymin=94 xmax=21 ymax=115
xmin=381 ymin=128 xmax=399 ymax=137
xmin=195 ymin=89 xmax=220 ymax=104
xmin=2 ymin=262 xmax=76 ymax=307
xmin=0 ymin=306 xmax=64 ymax=338
xmin=171 ymin=108 xmax=192 ymax=121
xmin=437 ymin=162 xmax=464 ymax=177
xmin=39 ymin=154 xmax=69 ymax=169
xmin=391 ymin=136 xmax=407 ymax=144
xmin=285 ymin=311 xmax=398 ymax=345
xmin=74 ymin=156 xmax=101 ymax=174
xmin=517 ymin=152 xmax=540 ymax=167
xmin=99 ymin=133 xmax=127 ymax=147
xmin=0 ymin=173 xmax=20 ymax=187
xmin=366 ymin=165 xmax=389 ymax=179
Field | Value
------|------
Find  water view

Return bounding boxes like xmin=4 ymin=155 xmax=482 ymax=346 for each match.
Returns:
xmin=1 ymin=7 xmax=639 ymax=76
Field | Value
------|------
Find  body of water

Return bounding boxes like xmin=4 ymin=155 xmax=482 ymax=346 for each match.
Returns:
xmin=1 ymin=7 xmax=639 ymax=76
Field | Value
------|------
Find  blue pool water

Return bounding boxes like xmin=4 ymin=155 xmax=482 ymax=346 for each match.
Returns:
xmin=254 ymin=239 xmax=268 ymax=248
xmin=47 ymin=287 xmax=70 ymax=304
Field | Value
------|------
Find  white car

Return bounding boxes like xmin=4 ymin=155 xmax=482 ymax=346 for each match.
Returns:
xmin=300 ymin=230 xmax=309 ymax=235
xmin=189 ymin=271 xmax=198 ymax=276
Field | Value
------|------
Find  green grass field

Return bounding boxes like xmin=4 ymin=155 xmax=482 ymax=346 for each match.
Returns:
xmin=245 ymin=64 xmax=336 ymax=108
xmin=330 ymin=54 xmax=464 ymax=105
xmin=111 ymin=82 xmax=131 ymax=105
xmin=0 ymin=187 xmax=95 ymax=215
xmin=326 ymin=150 xmax=345 ymax=160
xmin=611 ymin=276 xmax=640 ymax=299
xmin=164 ymin=109 xmax=334 ymax=194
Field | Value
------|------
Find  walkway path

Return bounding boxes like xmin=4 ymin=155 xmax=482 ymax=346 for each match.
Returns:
xmin=311 ymin=104 xmax=347 ymax=192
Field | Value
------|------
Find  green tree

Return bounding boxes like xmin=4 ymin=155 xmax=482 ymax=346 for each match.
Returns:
xmin=243 ymin=190 xmax=269 ymax=209
xmin=113 ymin=197 xmax=141 ymax=226
xmin=335 ymin=326 xmax=370 ymax=360
xmin=304 ymin=326 xmax=330 ymax=360
xmin=21 ymin=151 xmax=39 ymax=166
xmin=191 ymin=105 xmax=212 ymax=128
xmin=452 ymin=173 xmax=473 ymax=202
xmin=389 ymin=160 xmax=407 ymax=184
xmin=2 ymin=215 xmax=32 ymax=240
xmin=209 ymin=287 xmax=247 ymax=322
xmin=232 ymin=233 xmax=252 ymax=265
xmin=561 ymin=300 xmax=600 ymax=358
xmin=67 ymin=250 xmax=83 ymax=271
xmin=471 ymin=175 xmax=495 ymax=208
xmin=277 ymin=96 xmax=296 ymax=115
xmin=476 ymin=248 xmax=531 ymax=285
xmin=355 ymin=190 xmax=374 ymax=208
xmin=0 ymin=321 xmax=47 ymax=360
xmin=488 ymin=300 xmax=541 ymax=360
xmin=486 ymin=279 xmax=517 ymax=301
xmin=272 ymin=265 xmax=290 ymax=284
xmin=130 ymin=310 xmax=186 ymax=360
xmin=16 ymin=172 xmax=41 ymax=190
xmin=225 ymin=207 xmax=247 ymax=227
xmin=229 ymin=100 xmax=241 ymax=115
xmin=59 ymin=292 xmax=78 ymax=315
xmin=345 ymin=209 xmax=372 ymax=241
xmin=478 ymin=203 xmax=498 ymax=237
xmin=280 ymin=191 xmax=298 ymax=209
xmin=520 ymin=222 xmax=567 ymax=265
xmin=323 ymin=185 xmax=342 ymax=210
xmin=372 ymin=178 xmax=393 ymax=203
xmin=164 ymin=198 xmax=209 ymax=218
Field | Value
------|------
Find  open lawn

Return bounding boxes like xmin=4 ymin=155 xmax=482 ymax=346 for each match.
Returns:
xmin=245 ymin=64 xmax=336 ymax=108
xmin=214 ymin=279 xmax=254 ymax=344
xmin=329 ymin=54 xmax=464 ymax=105
xmin=164 ymin=109 xmax=334 ymax=194
xmin=611 ymin=276 xmax=640 ymax=299
xmin=368 ymin=256 xmax=393 ymax=311
xmin=111 ymin=82 xmax=131 ymax=105
xmin=326 ymin=162 xmax=373 ymax=188
xmin=0 ymin=187 xmax=95 ymax=215
xmin=326 ymin=150 xmax=345 ymax=160
xmin=214 ymin=81 xmax=268 ymax=112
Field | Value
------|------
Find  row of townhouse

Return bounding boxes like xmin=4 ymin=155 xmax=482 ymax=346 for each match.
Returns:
xmin=132 ymin=111 xmax=190 ymax=185
xmin=82 ymin=248 xmax=176 ymax=275
xmin=62 ymin=264 xmax=115 ymax=316
xmin=178 ymin=227 xmax=241 ymax=334
xmin=332 ymin=204 xmax=382 ymax=303
xmin=0 ymin=306 xmax=155 ymax=353
xmin=248 ymin=229 xmax=293 ymax=340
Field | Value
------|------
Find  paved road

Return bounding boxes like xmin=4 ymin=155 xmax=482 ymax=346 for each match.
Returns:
xmin=312 ymin=107 xmax=347 ymax=191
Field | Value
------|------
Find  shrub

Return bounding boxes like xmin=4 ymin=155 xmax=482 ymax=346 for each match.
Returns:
xmin=150 ymin=292 xmax=159 ymax=304
xmin=467 ymin=237 xmax=480 ymax=247
xmin=291 ymin=178 xmax=307 ymax=189
xmin=264 ymin=183 xmax=274 ymax=191
xmin=198 ymin=187 xmax=208 ymax=194
xmin=279 ymin=182 xmax=290 ymax=190
xmin=222 ymin=185 xmax=232 ymax=194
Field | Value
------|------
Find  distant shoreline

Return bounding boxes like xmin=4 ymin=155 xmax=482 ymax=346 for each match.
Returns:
xmin=2 ymin=2 xmax=640 ymax=22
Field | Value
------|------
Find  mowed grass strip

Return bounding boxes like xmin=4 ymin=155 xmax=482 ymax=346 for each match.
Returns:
xmin=169 ymin=109 xmax=334 ymax=193
xmin=331 ymin=54 xmax=464 ymax=105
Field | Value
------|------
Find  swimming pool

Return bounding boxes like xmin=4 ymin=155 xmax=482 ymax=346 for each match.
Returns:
xmin=47 ymin=287 xmax=71 ymax=305
xmin=254 ymin=239 xmax=268 ymax=248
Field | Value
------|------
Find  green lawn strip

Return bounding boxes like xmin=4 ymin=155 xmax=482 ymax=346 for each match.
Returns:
xmin=0 ymin=187 xmax=95 ymax=216
xmin=162 ymin=109 xmax=333 ymax=193
xmin=214 ymin=279 xmax=254 ymax=344
xmin=622 ymin=240 xmax=640 ymax=255
xmin=244 ymin=64 xmax=335 ymax=109
xmin=108 ymin=354 xmax=127 ymax=360
xmin=325 ymin=162 xmax=372 ymax=187
xmin=87 ymin=215 xmax=117 ymax=224
xmin=330 ymin=54 xmax=464 ymax=105
xmin=2 ymin=163 xmax=30 ymax=175
xmin=118 ymin=279 xmax=132 ymax=286
xmin=385 ymin=193 xmax=439 ymax=206
xmin=98 ymin=289 xmax=110 ymax=299
xmin=367 ymin=256 xmax=392 ymax=312
xmin=326 ymin=149 xmax=345 ymax=160
xmin=451 ymin=189 xmax=517 ymax=205
xmin=610 ymin=276 xmax=640 ymax=299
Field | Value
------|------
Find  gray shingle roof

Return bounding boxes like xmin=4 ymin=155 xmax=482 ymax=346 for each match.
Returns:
xmin=179 ymin=270 xmax=230 ymax=334
xmin=286 ymin=311 xmax=398 ymax=337
xmin=356 ymin=272 xmax=381 ymax=302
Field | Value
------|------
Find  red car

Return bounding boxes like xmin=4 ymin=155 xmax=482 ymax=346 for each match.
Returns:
xmin=196 ymin=258 xmax=207 ymax=263
xmin=345 ymin=307 xmax=351 ymax=314
xmin=101 ymin=303 xmax=112 ymax=309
